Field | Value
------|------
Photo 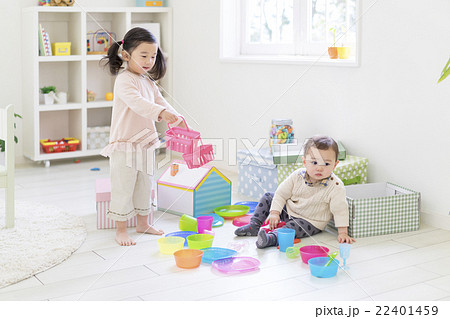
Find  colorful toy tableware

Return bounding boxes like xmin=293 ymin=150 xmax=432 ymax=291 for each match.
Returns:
xmin=277 ymin=228 xmax=296 ymax=252
xmin=214 ymin=205 xmax=249 ymax=218
xmin=278 ymin=237 xmax=300 ymax=249
xmin=178 ymin=214 xmax=197 ymax=232
xmin=198 ymin=213 xmax=225 ymax=228
xmin=201 ymin=229 xmax=215 ymax=236
xmin=157 ymin=236 xmax=185 ymax=255
xmin=232 ymin=215 xmax=269 ymax=227
xmin=200 ymin=247 xmax=238 ymax=264
xmin=299 ymin=245 xmax=329 ymax=264
xmin=308 ymin=256 xmax=340 ymax=278
xmin=233 ymin=201 xmax=258 ymax=214
xmin=197 ymin=215 xmax=213 ymax=233
xmin=165 ymin=231 xmax=198 ymax=248
xmin=325 ymin=251 xmax=339 ymax=267
xmin=187 ymin=234 xmax=214 ymax=250
xmin=286 ymin=246 xmax=301 ymax=258
xmin=211 ymin=257 xmax=260 ymax=274
xmin=174 ymin=249 xmax=203 ymax=269
xmin=339 ymin=243 xmax=351 ymax=269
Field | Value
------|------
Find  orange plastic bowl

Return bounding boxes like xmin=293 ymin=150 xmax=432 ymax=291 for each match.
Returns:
xmin=174 ymin=249 xmax=204 ymax=269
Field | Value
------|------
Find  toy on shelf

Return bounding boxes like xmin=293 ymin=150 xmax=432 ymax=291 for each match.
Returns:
xmin=87 ymin=90 xmax=96 ymax=102
xmin=87 ymin=30 xmax=117 ymax=55
xmin=52 ymin=42 xmax=71 ymax=56
xmin=40 ymin=138 xmax=80 ymax=153
xmin=49 ymin=0 xmax=74 ymax=6
xmin=39 ymin=0 xmax=50 ymax=6
xmin=105 ymin=92 xmax=114 ymax=101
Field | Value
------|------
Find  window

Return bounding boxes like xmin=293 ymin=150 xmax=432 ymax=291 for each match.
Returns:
xmin=221 ymin=0 xmax=359 ymax=64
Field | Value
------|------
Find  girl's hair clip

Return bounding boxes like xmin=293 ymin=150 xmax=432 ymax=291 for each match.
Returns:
xmin=121 ymin=40 xmax=125 ymax=46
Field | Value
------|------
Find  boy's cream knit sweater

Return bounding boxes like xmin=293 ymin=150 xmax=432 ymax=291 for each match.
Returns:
xmin=270 ymin=169 xmax=349 ymax=230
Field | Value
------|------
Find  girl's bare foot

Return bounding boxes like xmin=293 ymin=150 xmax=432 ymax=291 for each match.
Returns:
xmin=115 ymin=221 xmax=136 ymax=246
xmin=136 ymin=215 xmax=164 ymax=235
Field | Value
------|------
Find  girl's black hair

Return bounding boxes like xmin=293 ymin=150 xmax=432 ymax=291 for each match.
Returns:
xmin=101 ymin=27 xmax=166 ymax=81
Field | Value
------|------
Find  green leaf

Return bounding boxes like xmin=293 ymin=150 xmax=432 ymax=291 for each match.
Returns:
xmin=438 ymin=56 xmax=450 ymax=83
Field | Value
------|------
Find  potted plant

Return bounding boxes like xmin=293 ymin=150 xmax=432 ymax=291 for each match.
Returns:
xmin=438 ymin=56 xmax=450 ymax=83
xmin=328 ymin=27 xmax=338 ymax=59
xmin=40 ymin=86 xmax=57 ymax=105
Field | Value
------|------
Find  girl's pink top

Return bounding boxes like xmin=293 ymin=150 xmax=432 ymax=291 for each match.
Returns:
xmin=101 ymin=69 xmax=181 ymax=157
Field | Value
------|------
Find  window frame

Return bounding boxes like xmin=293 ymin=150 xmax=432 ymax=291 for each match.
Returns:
xmin=220 ymin=0 xmax=360 ymax=66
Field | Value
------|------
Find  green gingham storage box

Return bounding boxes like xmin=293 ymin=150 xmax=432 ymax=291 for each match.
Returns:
xmin=277 ymin=155 xmax=368 ymax=186
xmin=329 ymin=182 xmax=420 ymax=238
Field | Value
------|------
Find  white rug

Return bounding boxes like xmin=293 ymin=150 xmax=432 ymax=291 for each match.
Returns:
xmin=0 ymin=200 xmax=87 ymax=288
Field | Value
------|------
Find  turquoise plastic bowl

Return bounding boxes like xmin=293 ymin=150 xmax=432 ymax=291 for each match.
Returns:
xmin=308 ymin=257 xmax=339 ymax=278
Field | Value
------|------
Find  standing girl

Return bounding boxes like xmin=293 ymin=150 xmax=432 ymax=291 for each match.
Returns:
xmin=101 ymin=27 xmax=185 ymax=246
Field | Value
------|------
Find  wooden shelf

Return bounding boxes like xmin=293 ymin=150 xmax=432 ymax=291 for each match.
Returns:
xmin=22 ymin=6 xmax=173 ymax=165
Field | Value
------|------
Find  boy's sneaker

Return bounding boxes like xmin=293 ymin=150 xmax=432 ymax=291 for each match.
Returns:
xmin=234 ymin=223 xmax=260 ymax=236
xmin=256 ymin=228 xmax=278 ymax=249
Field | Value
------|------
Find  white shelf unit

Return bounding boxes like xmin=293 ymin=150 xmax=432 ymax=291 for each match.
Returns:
xmin=22 ymin=6 xmax=173 ymax=164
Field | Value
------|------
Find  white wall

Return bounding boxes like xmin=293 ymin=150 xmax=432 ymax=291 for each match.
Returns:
xmin=166 ymin=0 xmax=450 ymax=221
xmin=1 ymin=0 xmax=449 ymax=222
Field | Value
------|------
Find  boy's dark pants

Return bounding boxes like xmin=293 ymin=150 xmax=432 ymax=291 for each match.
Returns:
xmin=251 ymin=192 xmax=321 ymax=238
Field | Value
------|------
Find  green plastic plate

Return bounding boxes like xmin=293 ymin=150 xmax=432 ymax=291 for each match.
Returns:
xmin=213 ymin=205 xmax=249 ymax=218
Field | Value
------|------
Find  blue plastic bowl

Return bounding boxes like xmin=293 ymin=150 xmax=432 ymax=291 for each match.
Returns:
xmin=308 ymin=257 xmax=340 ymax=278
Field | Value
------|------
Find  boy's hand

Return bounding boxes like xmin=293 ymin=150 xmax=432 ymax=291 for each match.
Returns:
xmin=159 ymin=110 xmax=179 ymax=124
xmin=337 ymin=227 xmax=356 ymax=243
xmin=268 ymin=211 xmax=281 ymax=229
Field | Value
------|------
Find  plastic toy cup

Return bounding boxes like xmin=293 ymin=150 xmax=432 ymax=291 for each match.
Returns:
xmin=196 ymin=215 xmax=213 ymax=233
xmin=299 ymin=245 xmax=330 ymax=264
xmin=187 ymin=234 xmax=214 ymax=250
xmin=174 ymin=249 xmax=204 ymax=269
xmin=339 ymin=243 xmax=352 ymax=269
xmin=157 ymin=236 xmax=185 ymax=255
xmin=308 ymin=256 xmax=340 ymax=278
xmin=277 ymin=228 xmax=295 ymax=252
xmin=179 ymin=214 xmax=197 ymax=232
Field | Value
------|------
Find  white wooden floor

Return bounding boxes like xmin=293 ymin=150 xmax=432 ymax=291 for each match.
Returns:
xmin=2 ymin=156 xmax=450 ymax=302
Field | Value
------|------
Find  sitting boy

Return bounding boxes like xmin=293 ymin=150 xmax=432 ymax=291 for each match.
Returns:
xmin=235 ymin=135 xmax=355 ymax=248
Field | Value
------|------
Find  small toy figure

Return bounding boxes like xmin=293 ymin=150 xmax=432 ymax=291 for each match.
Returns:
xmin=87 ymin=90 xmax=96 ymax=102
xmin=170 ymin=163 xmax=179 ymax=176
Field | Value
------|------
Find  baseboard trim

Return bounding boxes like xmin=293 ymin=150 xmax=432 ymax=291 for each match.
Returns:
xmin=421 ymin=211 xmax=450 ymax=230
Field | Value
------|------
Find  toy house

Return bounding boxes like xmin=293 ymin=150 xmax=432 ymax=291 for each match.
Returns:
xmin=157 ymin=160 xmax=231 ymax=217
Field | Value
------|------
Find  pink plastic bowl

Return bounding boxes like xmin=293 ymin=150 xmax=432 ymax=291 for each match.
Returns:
xmin=299 ymin=245 xmax=329 ymax=264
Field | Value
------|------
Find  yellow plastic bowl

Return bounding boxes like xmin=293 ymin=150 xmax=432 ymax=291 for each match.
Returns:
xmin=157 ymin=236 xmax=185 ymax=255
xmin=186 ymin=234 xmax=214 ymax=250
xmin=174 ymin=249 xmax=203 ymax=269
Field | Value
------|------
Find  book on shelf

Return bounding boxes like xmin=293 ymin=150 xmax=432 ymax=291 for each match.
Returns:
xmin=39 ymin=24 xmax=52 ymax=56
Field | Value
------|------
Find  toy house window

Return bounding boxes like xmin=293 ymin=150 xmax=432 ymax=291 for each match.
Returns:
xmin=221 ymin=0 xmax=359 ymax=64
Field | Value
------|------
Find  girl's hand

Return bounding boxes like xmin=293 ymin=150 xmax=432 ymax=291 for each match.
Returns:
xmin=268 ymin=211 xmax=281 ymax=229
xmin=160 ymin=110 xmax=179 ymax=124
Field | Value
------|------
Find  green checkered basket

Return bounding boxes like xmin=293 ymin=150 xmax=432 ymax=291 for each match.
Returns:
xmin=329 ymin=182 xmax=420 ymax=238
xmin=277 ymin=155 xmax=368 ymax=186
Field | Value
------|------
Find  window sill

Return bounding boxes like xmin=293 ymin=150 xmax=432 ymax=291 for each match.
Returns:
xmin=220 ymin=54 xmax=359 ymax=67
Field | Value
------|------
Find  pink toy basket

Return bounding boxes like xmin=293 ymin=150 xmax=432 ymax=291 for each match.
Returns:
xmin=165 ymin=117 xmax=201 ymax=154
xmin=183 ymin=144 xmax=215 ymax=169
xmin=165 ymin=117 xmax=215 ymax=169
